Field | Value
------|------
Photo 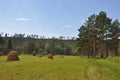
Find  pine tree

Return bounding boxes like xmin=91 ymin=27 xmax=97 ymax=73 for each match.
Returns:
xmin=7 ymin=39 xmax=13 ymax=50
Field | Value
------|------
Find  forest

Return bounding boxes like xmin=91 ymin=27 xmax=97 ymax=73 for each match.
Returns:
xmin=0 ymin=33 xmax=77 ymax=56
xmin=77 ymin=11 xmax=120 ymax=58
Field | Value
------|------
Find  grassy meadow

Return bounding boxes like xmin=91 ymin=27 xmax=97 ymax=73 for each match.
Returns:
xmin=0 ymin=55 xmax=120 ymax=80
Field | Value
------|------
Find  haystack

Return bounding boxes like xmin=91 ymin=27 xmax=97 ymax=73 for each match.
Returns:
xmin=47 ymin=54 xmax=53 ymax=59
xmin=59 ymin=55 xmax=64 ymax=58
xmin=7 ymin=51 xmax=19 ymax=61
xmin=37 ymin=54 xmax=43 ymax=57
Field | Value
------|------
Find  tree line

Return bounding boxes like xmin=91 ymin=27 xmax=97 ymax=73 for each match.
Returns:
xmin=0 ymin=33 xmax=77 ymax=56
xmin=77 ymin=11 xmax=120 ymax=58
xmin=0 ymin=33 xmax=76 ymax=40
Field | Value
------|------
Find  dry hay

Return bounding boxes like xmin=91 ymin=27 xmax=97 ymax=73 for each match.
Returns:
xmin=7 ymin=51 xmax=19 ymax=61
xmin=59 ymin=54 xmax=64 ymax=58
xmin=37 ymin=54 xmax=43 ymax=57
xmin=47 ymin=54 xmax=53 ymax=59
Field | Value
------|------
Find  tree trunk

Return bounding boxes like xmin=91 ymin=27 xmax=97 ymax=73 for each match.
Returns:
xmin=93 ymin=37 xmax=96 ymax=57
xmin=106 ymin=40 xmax=109 ymax=58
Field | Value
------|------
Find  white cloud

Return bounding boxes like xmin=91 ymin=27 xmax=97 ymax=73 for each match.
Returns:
xmin=16 ymin=17 xmax=30 ymax=21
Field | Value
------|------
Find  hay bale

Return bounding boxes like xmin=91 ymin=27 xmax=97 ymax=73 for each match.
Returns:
xmin=37 ymin=54 xmax=43 ymax=57
xmin=59 ymin=55 xmax=64 ymax=58
xmin=47 ymin=54 xmax=53 ymax=59
xmin=7 ymin=51 xmax=19 ymax=61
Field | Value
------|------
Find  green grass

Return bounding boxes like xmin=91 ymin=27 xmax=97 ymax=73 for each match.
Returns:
xmin=0 ymin=55 xmax=120 ymax=80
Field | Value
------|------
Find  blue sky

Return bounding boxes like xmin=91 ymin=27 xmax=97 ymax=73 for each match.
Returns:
xmin=0 ymin=0 xmax=120 ymax=38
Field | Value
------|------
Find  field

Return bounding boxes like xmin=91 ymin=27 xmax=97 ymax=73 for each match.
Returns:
xmin=0 ymin=55 xmax=120 ymax=80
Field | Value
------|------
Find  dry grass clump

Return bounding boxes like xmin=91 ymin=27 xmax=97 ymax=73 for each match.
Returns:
xmin=37 ymin=54 xmax=43 ymax=57
xmin=7 ymin=51 xmax=19 ymax=61
xmin=47 ymin=54 xmax=53 ymax=59
xmin=59 ymin=55 xmax=64 ymax=58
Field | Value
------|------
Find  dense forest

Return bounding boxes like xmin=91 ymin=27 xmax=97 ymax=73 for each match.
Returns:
xmin=77 ymin=11 xmax=120 ymax=58
xmin=0 ymin=33 xmax=77 ymax=56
